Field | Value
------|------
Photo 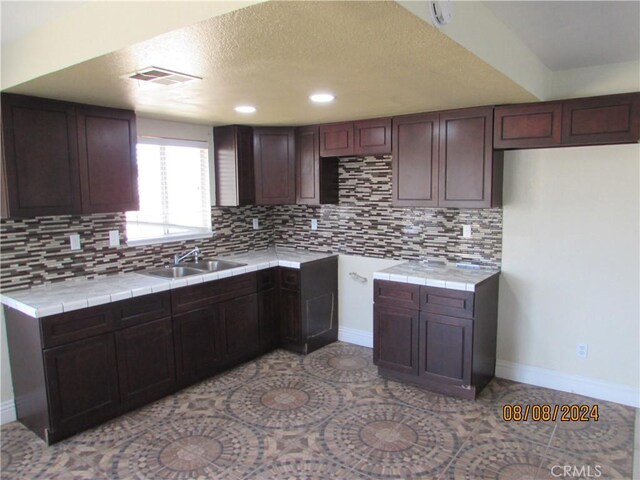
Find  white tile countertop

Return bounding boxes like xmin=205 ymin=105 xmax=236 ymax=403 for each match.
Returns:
xmin=373 ymin=261 xmax=499 ymax=292
xmin=0 ymin=247 xmax=337 ymax=318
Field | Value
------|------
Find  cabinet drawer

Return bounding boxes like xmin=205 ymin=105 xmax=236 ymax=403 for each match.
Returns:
xmin=420 ymin=287 xmax=474 ymax=319
xmin=41 ymin=305 xmax=116 ymax=348
xmin=171 ymin=273 xmax=257 ymax=314
xmin=279 ymin=268 xmax=300 ymax=291
xmin=113 ymin=292 xmax=171 ymax=329
xmin=373 ymin=280 xmax=420 ymax=309
xmin=257 ymin=268 xmax=277 ymax=291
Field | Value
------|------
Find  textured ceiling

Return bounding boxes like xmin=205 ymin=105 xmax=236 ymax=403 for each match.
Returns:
xmin=6 ymin=1 xmax=538 ymax=126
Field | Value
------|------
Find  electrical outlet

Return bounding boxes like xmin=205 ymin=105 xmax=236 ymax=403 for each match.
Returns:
xmin=252 ymin=218 xmax=259 ymax=230
xmin=462 ymin=225 xmax=472 ymax=238
xmin=311 ymin=219 xmax=318 ymax=231
xmin=69 ymin=234 xmax=81 ymax=251
xmin=108 ymin=230 xmax=120 ymax=247
xmin=576 ymin=343 xmax=588 ymax=359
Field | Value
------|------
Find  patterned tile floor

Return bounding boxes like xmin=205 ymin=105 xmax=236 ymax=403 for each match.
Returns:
xmin=1 ymin=342 xmax=637 ymax=479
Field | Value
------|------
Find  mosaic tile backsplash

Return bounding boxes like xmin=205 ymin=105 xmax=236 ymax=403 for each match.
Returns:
xmin=0 ymin=156 xmax=501 ymax=291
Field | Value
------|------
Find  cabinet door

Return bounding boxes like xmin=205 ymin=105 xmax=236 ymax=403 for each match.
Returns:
xmin=115 ymin=317 xmax=176 ymax=410
xmin=392 ymin=113 xmax=439 ymax=207
xmin=259 ymin=288 xmax=280 ymax=352
xmin=280 ymin=289 xmax=301 ymax=344
xmin=76 ymin=106 xmax=138 ymax=213
xmin=373 ymin=304 xmax=419 ymax=375
xmin=354 ymin=118 xmax=392 ymax=156
xmin=173 ymin=306 xmax=220 ymax=385
xmin=319 ymin=122 xmax=354 ymax=157
xmin=44 ymin=334 xmax=120 ymax=437
xmin=1 ymin=94 xmax=81 ymax=217
xmin=254 ymin=127 xmax=295 ymax=204
xmin=419 ymin=312 xmax=472 ymax=387
xmin=214 ymin=125 xmax=255 ymax=206
xmin=296 ymin=125 xmax=321 ymax=204
xmin=494 ymin=103 xmax=562 ymax=149
xmin=219 ymin=293 xmax=260 ymax=364
xmin=562 ymin=93 xmax=640 ymax=146
xmin=439 ymin=107 xmax=500 ymax=208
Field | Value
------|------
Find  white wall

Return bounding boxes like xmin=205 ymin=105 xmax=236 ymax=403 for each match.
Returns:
xmin=498 ymin=144 xmax=640 ymax=406
xmin=0 ymin=309 xmax=14 ymax=418
xmin=338 ymin=255 xmax=403 ymax=347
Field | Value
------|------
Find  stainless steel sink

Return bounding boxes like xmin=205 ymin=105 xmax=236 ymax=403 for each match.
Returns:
xmin=190 ymin=259 xmax=246 ymax=272
xmin=140 ymin=259 xmax=246 ymax=279
xmin=141 ymin=266 xmax=205 ymax=279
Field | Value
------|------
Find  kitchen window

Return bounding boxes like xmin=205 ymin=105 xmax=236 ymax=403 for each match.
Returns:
xmin=126 ymin=137 xmax=213 ymax=245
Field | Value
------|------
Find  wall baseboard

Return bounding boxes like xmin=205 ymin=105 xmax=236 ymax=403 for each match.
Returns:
xmin=495 ymin=359 xmax=640 ymax=408
xmin=1 ymin=399 xmax=16 ymax=425
xmin=338 ymin=326 xmax=373 ymax=348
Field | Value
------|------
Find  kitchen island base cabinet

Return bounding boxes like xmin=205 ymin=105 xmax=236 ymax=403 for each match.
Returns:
xmin=373 ymin=275 xmax=499 ymax=400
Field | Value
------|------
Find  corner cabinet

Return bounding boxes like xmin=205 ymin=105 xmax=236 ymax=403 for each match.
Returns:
xmin=1 ymin=93 xmax=139 ymax=218
xmin=295 ymin=125 xmax=339 ymax=205
xmin=254 ymin=127 xmax=296 ymax=204
xmin=373 ymin=275 xmax=499 ymax=400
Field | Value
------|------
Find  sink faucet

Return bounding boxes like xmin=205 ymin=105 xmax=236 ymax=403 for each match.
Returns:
xmin=174 ymin=247 xmax=201 ymax=264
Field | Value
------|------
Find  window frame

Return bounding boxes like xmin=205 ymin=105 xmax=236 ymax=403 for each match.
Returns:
xmin=125 ymin=124 xmax=215 ymax=247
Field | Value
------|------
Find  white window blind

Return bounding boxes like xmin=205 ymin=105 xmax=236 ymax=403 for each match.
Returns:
xmin=126 ymin=138 xmax=212 ymax=244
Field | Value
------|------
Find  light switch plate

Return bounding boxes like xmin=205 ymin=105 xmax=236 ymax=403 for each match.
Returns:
xmin=252 ymin=218 xmax=259 ymax=230
xmin=462 ymin=225 xmax=472 ymax=238
xmin=69 ymin=234 xmax=81 ymax=251
xmin=311 ymin=219 xmax=318 ymax=231
xmin=108 ymin=230 xmax=120 ymax=247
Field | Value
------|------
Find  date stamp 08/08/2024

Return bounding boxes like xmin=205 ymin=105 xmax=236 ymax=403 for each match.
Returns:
xmin=502 ymin=403 xmax=599 ymax=422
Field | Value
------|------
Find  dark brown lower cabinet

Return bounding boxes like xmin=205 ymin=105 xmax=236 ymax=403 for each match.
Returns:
xmin=419 ymin=313 xmax=472 ymax=387
xmin=373 ymin=304 xmax=419 ymax=375
xmin=173 ymin=306 xmax=220 ymax=386
xmin=279 ymin=257 xmax=338 ymax=354
xmin=115 ymin=317 xmax=175 ymax=411
xmin=43 ymin=334 xmax=120 ymax=443
xmin=373 ymin=275 xmax=499 ymax=400
xmin=219 ymin=293 xmax=260 ymax=364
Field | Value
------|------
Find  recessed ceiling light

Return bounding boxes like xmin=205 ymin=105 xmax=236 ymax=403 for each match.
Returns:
xmin=235 ymin=105 xmax=256 ymax=113
xmin=310 ymin=93 xmax=335 ymax=103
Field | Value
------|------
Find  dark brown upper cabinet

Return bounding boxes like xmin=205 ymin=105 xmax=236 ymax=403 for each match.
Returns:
xmin=320 ymin=119 xmax=392 ymax=157
xmin=494 ymin=102 xmax=562 ymax=149
xmin=1 ymin=94 xmax=139 ymax=218
xmin=76 ymin=106 xmax=138 ymax=214
xmin=562 ymin=92 xmax=639 ymax=146
xmin=1 ymin=94 xmax=82 ymax=218
xmin=254 ymin=127 xmax=296 ymax=204
xmin=319 ymin=122 xmax=353 ymax=157
xmin=295 ymin=125 xmax=338 ymax=205
xmin=392 ymin=112 xmax=439 ymax=207
xmin=354 ymin=117 xmax=392 ymax=156
xmin=214 ymin=125 xmax=255 ymax=206
xmin=439 ymin=107 xmax=502 ymax=209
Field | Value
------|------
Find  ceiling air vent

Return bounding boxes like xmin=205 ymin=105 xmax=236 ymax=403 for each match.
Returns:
xmin=127 ymin=67 xmax=201 ymax=86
